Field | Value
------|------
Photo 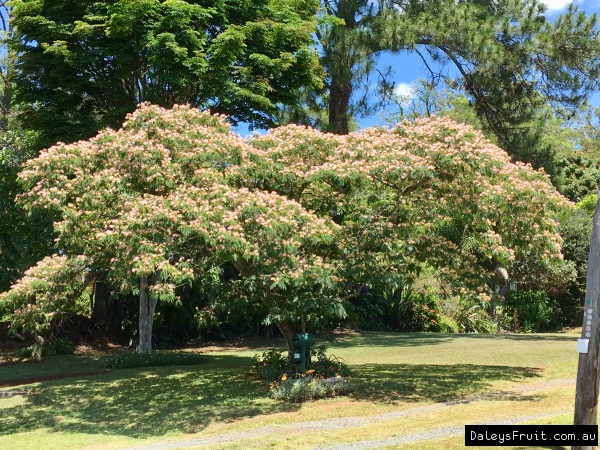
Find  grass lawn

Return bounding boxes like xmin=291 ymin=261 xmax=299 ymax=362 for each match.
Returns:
xmin=0 ymin=330 xmax=582 ymax=450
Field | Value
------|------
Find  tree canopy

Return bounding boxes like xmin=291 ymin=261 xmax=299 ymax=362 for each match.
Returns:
xmin=5 ymin=104 xmax=339 ymax=352
xmin=299 ymin=0 xmax=600 ymax=176
xmin=10 ymin=0 xmax=324 ymax=149
xmin=0 ymin=103 xmax=570 ymax=351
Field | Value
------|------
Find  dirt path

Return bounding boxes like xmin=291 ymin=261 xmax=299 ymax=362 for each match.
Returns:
xmin=123 ymin=378 xmax=575 ymax=450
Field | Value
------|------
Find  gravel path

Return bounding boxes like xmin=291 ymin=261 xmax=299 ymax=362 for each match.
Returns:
xmin=123 ymin=378 xmax=575 ymax=450
xmin=316 ymin=410 xmax=571 ymax=450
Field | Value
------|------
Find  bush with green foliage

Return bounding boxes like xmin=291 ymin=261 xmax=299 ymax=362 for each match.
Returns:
xmin=15 ymin=338 xmax=75 ymax=358
xmin=437 ymin=315 xmax=459 ymax=333
xmin=252 ymin=345 xmax=350 ymax=380
xmin=269 ymin=374 xmax=355 ymax=403
xmin=16 ymin=343 xmax=43 ymax=358
xmin=576 ymin=193 xmax=597 ymax=217
xmin=101 ymin=351 xmax=206 ymax=369
xmin=454 ymin=302 xmax=497 ymax=334
xmin=0 ymin=301 xmax=10 ymax=323
xmin=503 ymin=290 xmax=561 ymax=332
xmin=508 ymin=208 xmax=590 ymax=329
xmin=252 ymin=347 xmax=290 ymax=380
xmin=556 ymin=208 xmax=592 ymax=326
xmin=343 ymin=290 xmax=389 ymax=331
xmin=510 ymin=250 xmax=577 ymax=300
xmin=340 ymin=287 xmax=460 ymax=333
xmin=556 ymin=153 xmax=600 ymax=203
xmin=393 ymin=290 xmax=446 ymax=332
xmin=309 ymin=345 xmax=351 ymax=378
xmin=46 ymin=338 xmax=75 ymax=355
xmin=0 ymin=255 xmax=90 ymax=347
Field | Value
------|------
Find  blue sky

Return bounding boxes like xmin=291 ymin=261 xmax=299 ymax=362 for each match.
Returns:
xmin=235 ymin=0 xmax=600 ymax=136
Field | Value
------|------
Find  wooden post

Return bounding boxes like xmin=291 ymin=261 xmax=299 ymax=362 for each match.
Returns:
xmin=573 ymin=184 xmax=600 ymax=450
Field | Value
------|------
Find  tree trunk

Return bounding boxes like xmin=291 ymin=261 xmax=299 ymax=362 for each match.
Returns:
xmin=0 ymin=81 xmax=10 ymax=132
xmin=91 ymin=276 xmax=122 ymax=333
xmin=0 ymin=8 xmax=11 ymax=133
xmin=91 ymin=278 xmax=110 ymax=325
xmin=275 ymin=321 xmax=296 ymax=359
xmin=138 ymin=274 xmax=159 ymax=354
xmin=327 ymin=78 xmax=352 ymax=135
xmin=573 ymin=182 xmax=600 ymax=450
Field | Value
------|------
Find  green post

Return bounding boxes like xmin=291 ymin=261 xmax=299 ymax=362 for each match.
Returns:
xmin=292 ymin=333 xmax=315 ymax=375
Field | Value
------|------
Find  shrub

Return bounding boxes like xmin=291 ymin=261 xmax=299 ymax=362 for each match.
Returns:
xmin=0 ymin=255 xmax=90 ymax=347
xmin=46 ymin=338 xmax=75 ymax=355
xmin=252 ymin=347 xmax=290 ymax=379
xmin=15 ymin=338 xmax=75 ymax=358
xmin=269 ymin=374 xmax=355 ymax=403
xmin=557 ymin=209 xmax=593 ymax=327
xmin=101 ymin=351 xmax=207 ymax=369
xmin=510 ymin=249 xmax=577 ymax=300
xmin=576 ymin=193 xmax=597 ymax=217
xmin=0 ymin=302 xmax=11 ymax=323
xmin=16 ymin=343 xmax=43 ymax=358
xmin=503 ymin=290 xmax=561 ymax=332
xmin=394 ymin=289 xmax=444 ymax=332
xmin=437 ymin=315 xmax=458 ymax=333
xmin=309 ymin=345 xmax=351 ymax=378
xmin=342 ymin=290 xmax=389 ymax=331
xmin=252 ymin=344 xmax=350 ymax=380
xmin=455 ymin=303 xmax=497 ymax=334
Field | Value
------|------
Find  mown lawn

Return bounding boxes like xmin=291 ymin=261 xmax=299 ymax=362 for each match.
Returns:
xmin=0 ymin=330 xmax=582 ymax=450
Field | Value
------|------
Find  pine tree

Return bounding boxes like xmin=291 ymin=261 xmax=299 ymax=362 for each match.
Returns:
xmin=304 ymin=0 xmax=600 ymax=174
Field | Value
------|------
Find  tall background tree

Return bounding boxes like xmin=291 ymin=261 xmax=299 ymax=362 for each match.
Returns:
xmin=10 ymin=0 xmax=324 ymax=150
xmin=287 ymin=0 xmax=600 ymax=179
xmin=0 ymin=1 xmax=55 ymax=294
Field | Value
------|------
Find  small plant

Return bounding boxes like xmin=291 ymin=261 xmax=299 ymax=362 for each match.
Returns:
xmin=269 ymin=374 xmax=355 ymax=403
xmin=101 ymin=351 xmax=207 ymax=369
xmin=254 ymin=344 xmax=353 ymax=402
xmin=16 ymin=343 xmax=43 ymax=358
xmin=309 ymin=345 xmax=351 ymax=378
xmin=252 ymin=347 xmax=289 ymax=379
xmin=393 ymin=290 xmax=445 ymax=332
xmin=47 ymin=338 xmax=75 ymax=355
xmin=455 ymin=303 xmax=497 ymax=334
xmin=252 ymin=345 xmax=350 ymax=380
xmin=437 ymin=315 xmax=458 ymax=333
xmin=15 ymin=338 xmax=74 ymax=358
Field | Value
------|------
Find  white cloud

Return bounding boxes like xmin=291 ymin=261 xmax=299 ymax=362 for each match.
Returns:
xmin=393 ymin=82 xmax=414 ymax=98
xmin=541 ymin=0 xmax=572 ymax=10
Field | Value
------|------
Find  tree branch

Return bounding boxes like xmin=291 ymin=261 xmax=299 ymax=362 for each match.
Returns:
xmin=436 ymin=45 xmax=513 ymax=151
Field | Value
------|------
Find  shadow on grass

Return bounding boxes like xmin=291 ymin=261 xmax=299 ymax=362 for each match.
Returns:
xmin=0 ymin=354 xmax=299 ymax=439
xmin=330 ymin=333 xmax=577 ymax=348
xmin=0 ymin=356 xmax=544 ymax=440
xmin=0 ymin=355 xmax=103 ymax=384
xmin=352 ymin=363 xmax=542 ymax=403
